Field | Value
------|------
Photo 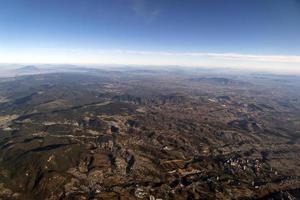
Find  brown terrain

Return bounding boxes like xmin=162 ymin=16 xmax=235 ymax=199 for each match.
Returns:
xmin=0 ymin=67 xmax=299 ymax=200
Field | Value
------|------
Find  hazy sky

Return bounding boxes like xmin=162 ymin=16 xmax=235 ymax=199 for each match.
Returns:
xmin=0 ymin=0 xmax=300 ymax=72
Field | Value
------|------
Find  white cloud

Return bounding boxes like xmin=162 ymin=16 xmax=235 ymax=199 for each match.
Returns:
xmin=114 ymin=50 xmax=300 ymax=63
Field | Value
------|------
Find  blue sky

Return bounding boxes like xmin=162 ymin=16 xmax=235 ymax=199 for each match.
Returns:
xmin=0 ymin=0 xmax=300 ymax=72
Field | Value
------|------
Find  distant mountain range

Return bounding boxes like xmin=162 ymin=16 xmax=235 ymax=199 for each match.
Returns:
xmin=17 ymin=65 xmax=39 ymax=72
